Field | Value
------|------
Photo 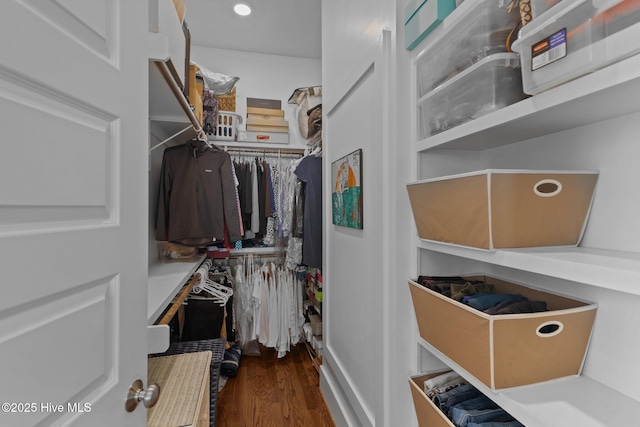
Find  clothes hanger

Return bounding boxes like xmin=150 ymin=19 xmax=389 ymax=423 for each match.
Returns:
xmin=195 ymin=282 xmax=228 ymax=306
xmin=192 ymin=260 xmax=233 ymax=299
xmin=192 ymin=273 xmax=233 ymax=306
xmin=195 ymin=128 xmax=212 ymax=147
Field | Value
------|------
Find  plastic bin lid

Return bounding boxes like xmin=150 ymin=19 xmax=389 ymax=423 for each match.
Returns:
xmin=512 ymin=0 xmax=623 ymax=52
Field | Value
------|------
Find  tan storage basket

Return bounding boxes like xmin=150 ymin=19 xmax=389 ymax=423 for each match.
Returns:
xmin=408 ymin=275 xmax=597 ymax=390
xmin=406 ymin=169 xmax=598 ymax=250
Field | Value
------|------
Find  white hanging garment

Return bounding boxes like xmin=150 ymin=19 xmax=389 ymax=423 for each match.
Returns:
xmin=233 ymin=261 xmax=254 ymax=346
xmin=258 ymin=266 xmax=271 ymax=345
xmin=250 ymin=270 xmax=259 ymax=341
xmin=277 ymin=269 xmax=291 ymax=358
xmin=290 ymin=272 xmax=304 ymax=345
xmin=266 ymin=264 xmax=279 ymax=348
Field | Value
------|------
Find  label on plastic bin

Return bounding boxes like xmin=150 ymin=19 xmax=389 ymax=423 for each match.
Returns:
xmin=531 ymin=28 xmax=567 ymax=71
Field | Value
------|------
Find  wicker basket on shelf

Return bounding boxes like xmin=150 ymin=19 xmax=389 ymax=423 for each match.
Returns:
xmin=217 ymin=87 xmax=236 ymax=112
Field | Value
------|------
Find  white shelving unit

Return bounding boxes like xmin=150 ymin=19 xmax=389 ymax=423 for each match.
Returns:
xmin=417 ymin=240 xmax=640 ymax=296
xmin=416 ymin=53 xmax=640 ymax=152
xmin=145 ymin=0 xmax=306 ymax=340
xmin=409 ymin=1 xmax=640 ymax=425
xmin=417 ymin=337 xmax=640 ymax=427
xmin=147 ymin=256 xmax=205 ymax=324
xmin=146 ymin=0 xmax=204 ymax=353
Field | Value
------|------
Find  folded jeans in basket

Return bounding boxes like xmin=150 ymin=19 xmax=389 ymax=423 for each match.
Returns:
xmin=467 ymin=420 xmax=524 ymax=427
xmin=452 ymin=406 xmax=516 ymax=427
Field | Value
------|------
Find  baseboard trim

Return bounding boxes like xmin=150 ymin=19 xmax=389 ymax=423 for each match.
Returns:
xmin=319 ymin=349 xmax=375 ymax=427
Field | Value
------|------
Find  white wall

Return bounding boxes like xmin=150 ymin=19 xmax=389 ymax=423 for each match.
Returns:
xmin=321 ymin=1 xmax=418 ymax=426
xmin=322 ymin=1 xmax=395 ymax=114
xmin=324 ymin=0 xmax=640 ymax=425
xmin=190 ymin=45 xmax=321 ymax=148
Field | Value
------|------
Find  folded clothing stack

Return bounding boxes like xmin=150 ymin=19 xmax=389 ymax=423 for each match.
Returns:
xmin=425 ymin=371 xmax=524 ymax=427
xmin=416 ymin=276 xmax=548 ymax=315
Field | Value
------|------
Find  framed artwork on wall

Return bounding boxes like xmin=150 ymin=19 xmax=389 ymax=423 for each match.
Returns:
xmin=331 ymin=149 xmax=363 ymax=229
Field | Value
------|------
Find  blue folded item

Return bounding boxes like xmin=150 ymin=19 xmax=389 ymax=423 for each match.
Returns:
xmin=484 ymin=299 xmax=547 ymax=315
xmin=461 ymin=293 xmax=497 ymax=303
xmin=451 ymin=406 xmax=515 ymax=427
xmin=450 ymin=394 xmax=498 ymax=412
xmin=467 ymin=421 xmax=524 ymax=427
xmin=431 ymin=383 xmax=478 ymax=411
xmin=443 ymin=388 xmax=484 ymax=418
xmin=464 ymin=294 xmax=526 ymax=311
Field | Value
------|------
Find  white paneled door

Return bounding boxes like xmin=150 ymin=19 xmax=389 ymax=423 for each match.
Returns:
xmin=0 ymin=1 xmax=148 ymax=426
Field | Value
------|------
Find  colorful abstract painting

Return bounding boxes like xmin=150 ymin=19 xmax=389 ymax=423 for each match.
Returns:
xmin=331 ymin=149 xmax=363 ymax=229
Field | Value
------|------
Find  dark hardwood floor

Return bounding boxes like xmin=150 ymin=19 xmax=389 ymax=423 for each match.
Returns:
xmin=216 ymin=343 xmax=336 ymax=427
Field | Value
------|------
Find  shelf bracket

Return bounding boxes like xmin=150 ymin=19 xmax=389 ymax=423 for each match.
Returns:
xmin=149 ymin=124 xmax=193 ymax=153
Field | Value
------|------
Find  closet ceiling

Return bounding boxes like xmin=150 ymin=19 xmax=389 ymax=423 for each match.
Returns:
xmin=185 ymin=0 xmax=322 ymax=60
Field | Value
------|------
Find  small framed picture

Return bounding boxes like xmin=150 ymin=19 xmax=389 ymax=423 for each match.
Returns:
xmin=331 ymin=149 xmax=363 ymax=229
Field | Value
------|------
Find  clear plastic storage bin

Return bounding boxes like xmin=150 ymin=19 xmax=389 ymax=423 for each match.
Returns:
xmin=416 ymin=0 xmax=521 ymax=97
xmin=512 ymin=0 xmax=640 ymax=95
xmin=530 ymin=0 xmax=564 ymax=19
xmin=418 ymin=53 xmax=525 ymax=139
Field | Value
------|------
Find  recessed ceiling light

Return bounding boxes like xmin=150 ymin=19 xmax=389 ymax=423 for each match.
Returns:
xmin=233 ymin=3 xmax=252 ymax=16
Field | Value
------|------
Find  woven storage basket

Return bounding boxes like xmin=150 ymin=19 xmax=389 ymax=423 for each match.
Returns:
xmin=217 ymin=87 xmax=236 ymax=112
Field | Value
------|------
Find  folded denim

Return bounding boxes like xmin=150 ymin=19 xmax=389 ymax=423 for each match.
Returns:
xmin=431 ymin=383 xmax=476 ymax=405
xmin=465 ymin=293 xmax=526 ymax=311
xmin=484 ymin=299 xmax=548 ymax=315
xmin=439 ymin=387 xmax=484 ymax=417
xmin=450 ymin=394 xmax=498 ymax=412
xmin=452 ymin=407 xmax=515 ymax=427
xmin=467 ymin=421 xmax=524 ymax=427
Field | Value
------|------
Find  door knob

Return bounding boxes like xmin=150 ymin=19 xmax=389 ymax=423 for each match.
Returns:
xmin=125 ymin=379 xmax=161 ymax=412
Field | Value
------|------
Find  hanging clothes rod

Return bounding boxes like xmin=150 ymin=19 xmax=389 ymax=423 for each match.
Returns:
xmin=223 ymin=146 xmax=305 ymax=157
xmin=155 ymin=272 xmax=201 ymax=325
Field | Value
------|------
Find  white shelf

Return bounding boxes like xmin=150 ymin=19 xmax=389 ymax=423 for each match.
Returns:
xmin=416 ymin=53 xmax=640 ymax=152
xmin=417 ymin=239 xmax=640 ymax=295
xmin=417 ymin=337 xmax=640 ymax=427
xmin=410 ymin=2 xmax=640 ymax=425
xmin=147 ymin=255 xmax=205 ymax=324
xmin=149 ymin=60 xmax=201 ymax=150
xmin=230 ymin=247 xmax=278 ymax=255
